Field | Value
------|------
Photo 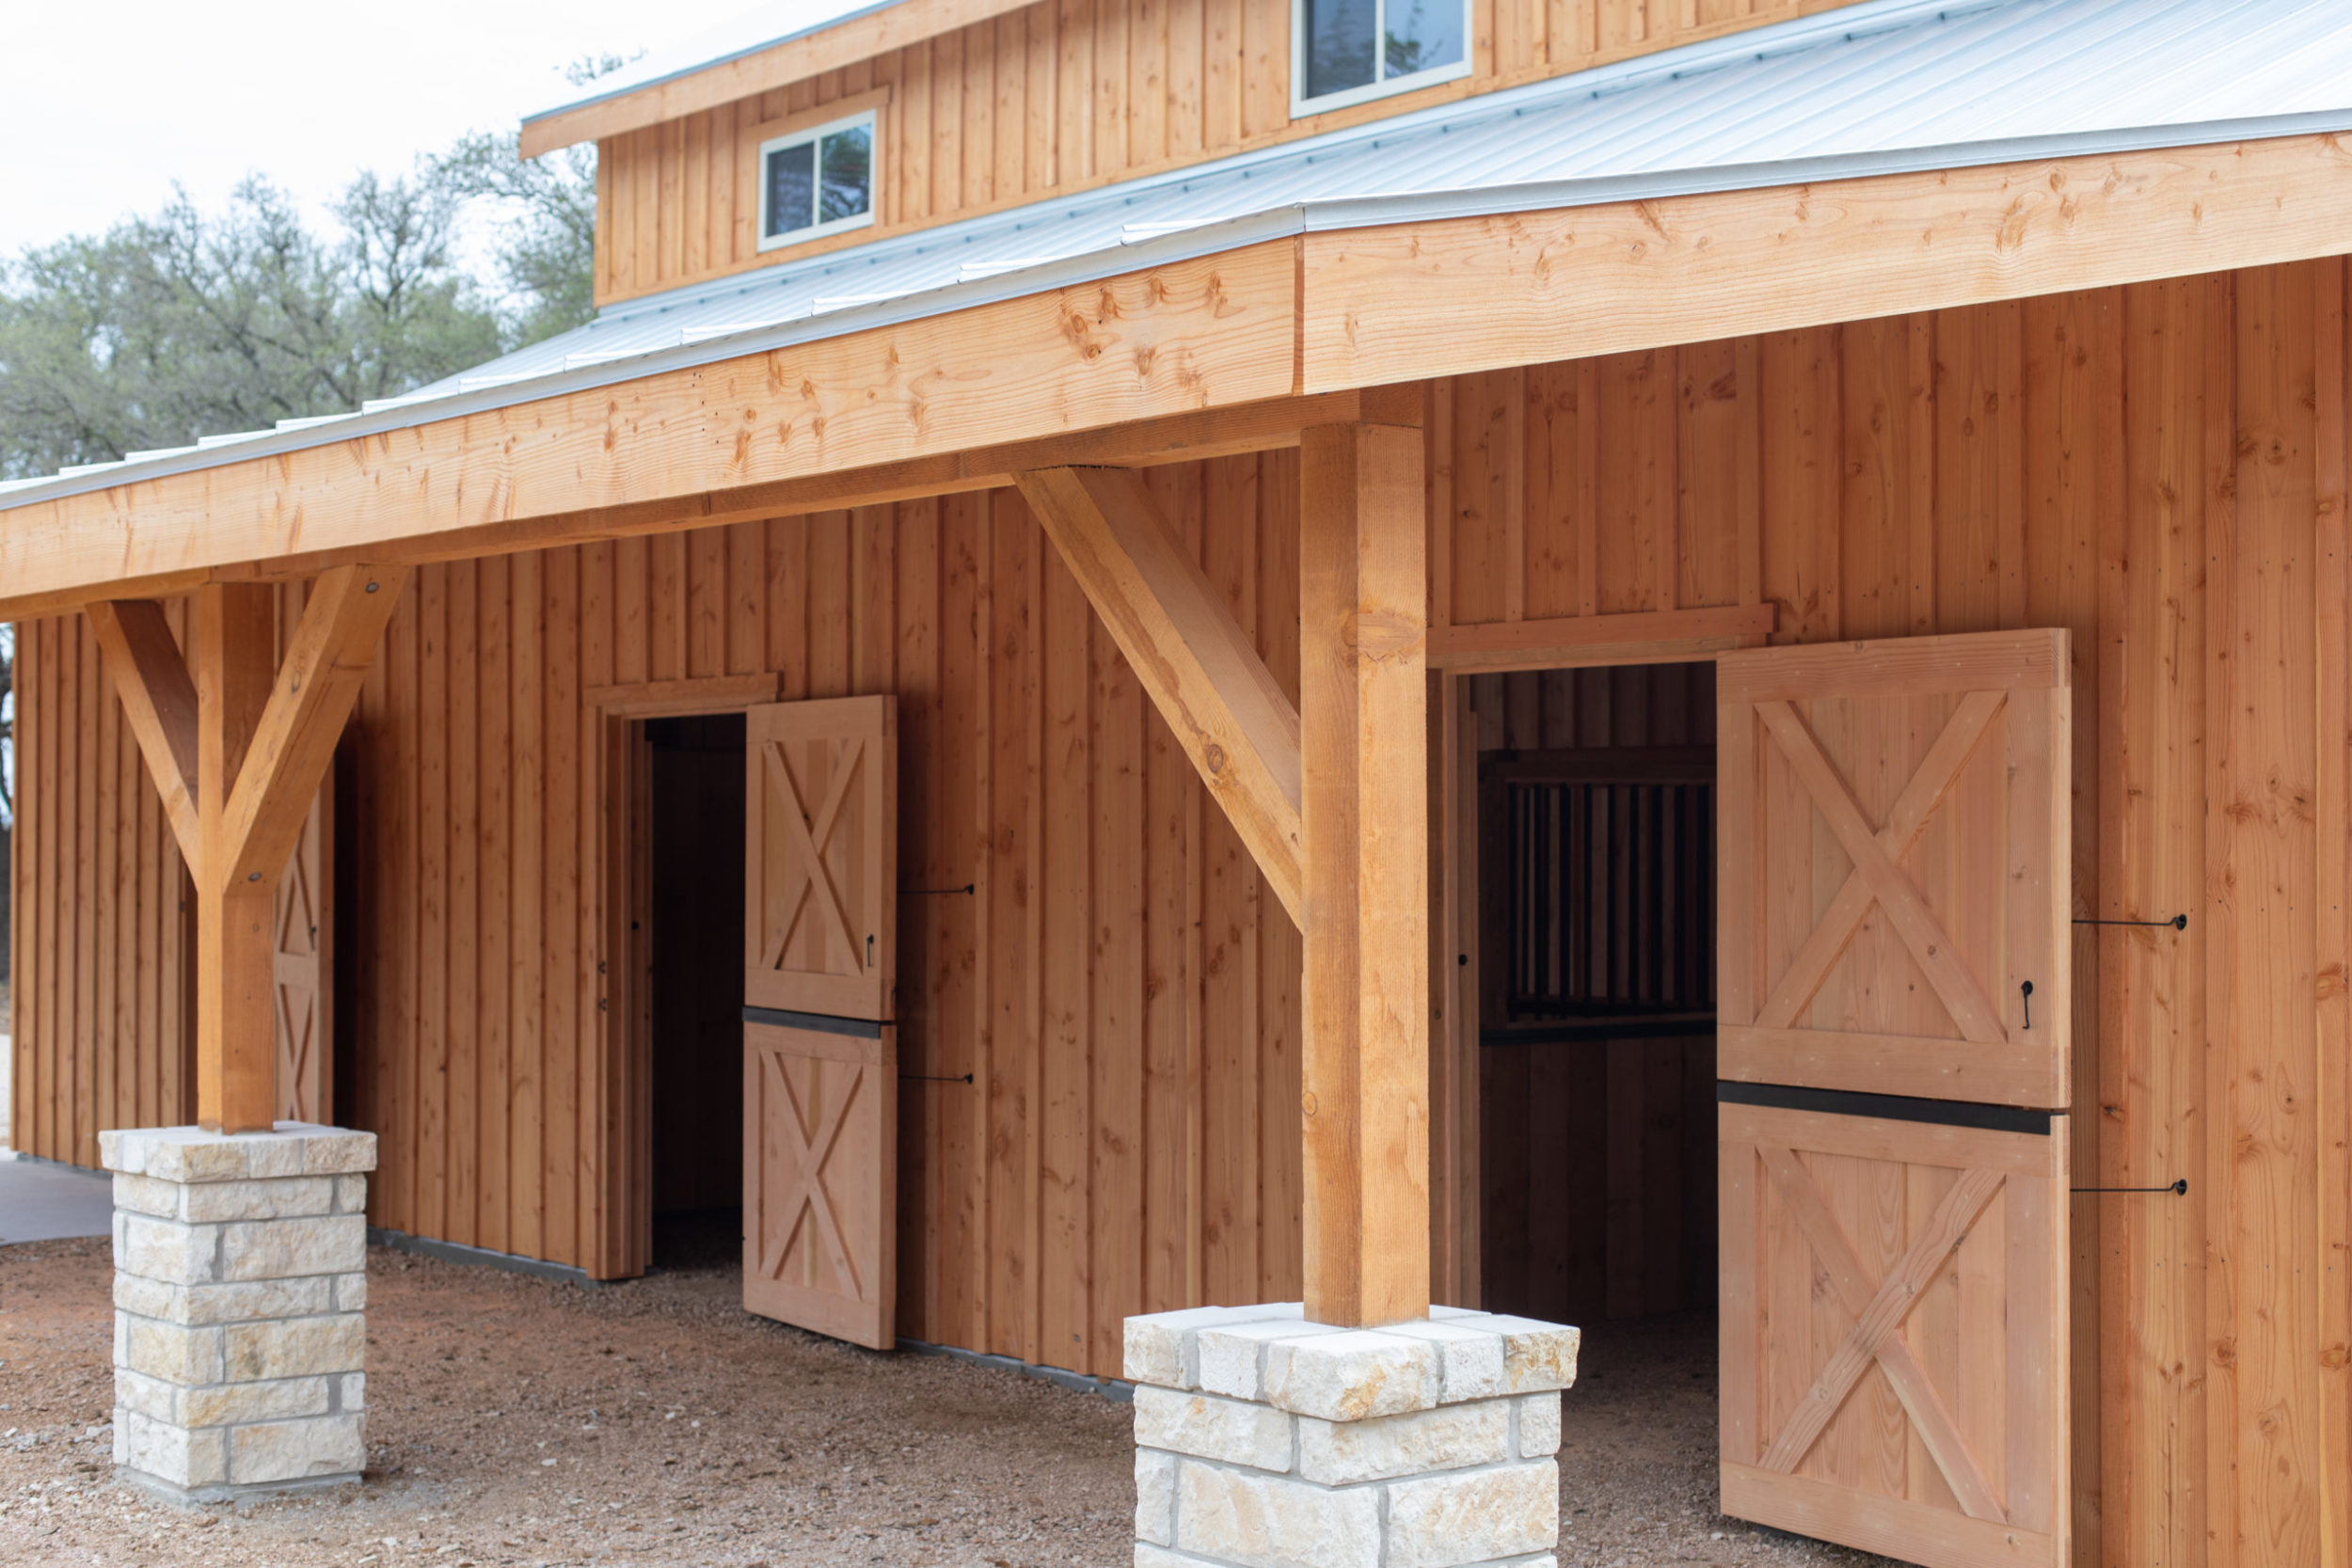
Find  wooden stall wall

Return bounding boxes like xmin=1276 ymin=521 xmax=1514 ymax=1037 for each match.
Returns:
xmin=592 ymin=0 xmax=1874 ymax=305
xmin=1473 ymin=662 xmax=1717 ymax=1325
xmin=7 ymin=613 xmax=193 ymax=1168
xmin=331 ymin=457 xmax=1304 ymax=1380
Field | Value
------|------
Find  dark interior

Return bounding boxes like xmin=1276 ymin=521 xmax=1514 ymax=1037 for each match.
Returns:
xmin=1476 ymin=660 xmax=1719 ymax=1324
xmin=645 ymin=713 xmax=748 ymax=1271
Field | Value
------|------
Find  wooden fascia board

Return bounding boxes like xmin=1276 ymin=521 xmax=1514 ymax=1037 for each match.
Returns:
xmin=1018 ymin=465 xmax=1306 ymax=928
xmin=0 ymin=242 xmax=1297 ymax=619
xmin=1298 ymin=131 xmax=2352 ymax=389
xmin=519 ymin=0 xmax=1037 ymax=157
xmin=9 ymin=132 xmax=2352 ymax=614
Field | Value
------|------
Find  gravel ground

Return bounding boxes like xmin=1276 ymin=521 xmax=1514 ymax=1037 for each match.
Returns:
xmin=0 ymin=1228 xmax=1900 ymax=1568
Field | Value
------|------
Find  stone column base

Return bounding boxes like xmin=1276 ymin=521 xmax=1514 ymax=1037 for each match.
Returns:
xmin=99 ymin=1123 xmax=376 ymax=1505
xmin=1122 ymin=1303 xmax=1579 ymax=1568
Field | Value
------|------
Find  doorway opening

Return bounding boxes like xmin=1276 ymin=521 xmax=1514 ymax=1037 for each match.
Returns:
xmin=1475 ymin=658 xmax=1718 ymax=1326
xmin=1467 ymin=656 xmax=1727 ymax=1545
xmin=645 ymin=713 xmax=747 ymax=1274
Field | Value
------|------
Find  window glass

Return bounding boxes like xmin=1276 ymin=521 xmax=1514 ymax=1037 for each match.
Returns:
xmin=818 ymin=124 xmax=873 ymax=226
xmin=765 ymin=140 xmax=817 ymax=239
xmin=1303 ymin=0 xmax=1377 ymax=101
xmin=1383 ymin=0 xmax=1462 ymax=79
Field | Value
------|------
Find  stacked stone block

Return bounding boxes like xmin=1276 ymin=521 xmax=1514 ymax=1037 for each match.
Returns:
xmin=99 ymin=1123 xmax=376 ymax=1502
xmin=1124 ymin=1303 xmax=1579 ymax=1568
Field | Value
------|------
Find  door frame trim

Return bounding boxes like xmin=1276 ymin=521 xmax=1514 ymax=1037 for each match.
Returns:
xmin=588 ymin=678 xmax=779 ymax=1280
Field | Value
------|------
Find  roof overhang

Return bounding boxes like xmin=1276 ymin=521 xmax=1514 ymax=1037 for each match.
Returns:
xmin=520 ymin=0 xmax=1032 ymax=158
xmin=7 ymin=129 xmax=2351 ymax=621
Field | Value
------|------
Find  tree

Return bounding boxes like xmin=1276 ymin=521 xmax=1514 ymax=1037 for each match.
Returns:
xmin=0 ymin=177 xmax=504 ymax=480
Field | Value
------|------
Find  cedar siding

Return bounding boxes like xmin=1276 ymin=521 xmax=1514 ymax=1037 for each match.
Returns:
xmin=13 ymin=260 xmax=2350 ymax=1566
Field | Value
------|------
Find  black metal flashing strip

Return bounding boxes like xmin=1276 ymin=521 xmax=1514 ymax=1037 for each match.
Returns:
xmin=741 ymin=1006 xmax=885 ymax=1038
xmin=367 ymin=1227 xmax=600 ymax=1287
xmin=1717 ymin=1080 xmax=2055 ymax=1136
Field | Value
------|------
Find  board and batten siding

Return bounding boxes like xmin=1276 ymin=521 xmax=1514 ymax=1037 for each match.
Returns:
xmin=10 ymin=261 xmax=2351 ymax=1568
xmin=592 ymin=0 xmax=1876 ymax=305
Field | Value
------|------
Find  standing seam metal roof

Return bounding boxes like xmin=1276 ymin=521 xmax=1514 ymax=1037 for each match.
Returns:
xmin=8 ymin=0 xmax=2352 ymax=510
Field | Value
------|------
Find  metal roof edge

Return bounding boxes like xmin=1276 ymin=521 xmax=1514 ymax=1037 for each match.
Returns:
xmin=0 ymin=207 xmax=1309 ymax=515
xmin=522 ymin=0 xmax=911 ymax=129
xmin=1292 ymin=108 xmax=2352 ymax=230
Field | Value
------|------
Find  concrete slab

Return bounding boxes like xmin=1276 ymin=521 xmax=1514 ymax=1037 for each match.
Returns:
xmin=0 ymin=1154 xmax=113 ymax=1243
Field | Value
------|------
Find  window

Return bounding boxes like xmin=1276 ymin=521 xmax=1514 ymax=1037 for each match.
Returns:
xmin=757 ymin=110 xmax=877 ymax=250
xmin=1493 ymin=749 xmax=1716 ymax=1025
xmin=1294 ymin=0 xmax=1469 ymax=114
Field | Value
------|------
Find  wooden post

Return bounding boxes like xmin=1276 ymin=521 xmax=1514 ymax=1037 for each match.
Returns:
xmin=196 ymin=584 xmax=278 ymax=1133
xmin=96 ymin=567 xmax=409 ymax=1135
xmin=1300 ymin=419 xmax=1430 ymax=1327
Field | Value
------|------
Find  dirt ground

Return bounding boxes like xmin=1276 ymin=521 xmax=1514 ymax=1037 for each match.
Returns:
xmin=0 ymin=1227 xmax=1899 ymax=1568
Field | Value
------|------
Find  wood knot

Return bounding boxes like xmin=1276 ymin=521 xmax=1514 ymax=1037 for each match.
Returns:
xmin=1203 ymin=742 xmax=1227 ymax=775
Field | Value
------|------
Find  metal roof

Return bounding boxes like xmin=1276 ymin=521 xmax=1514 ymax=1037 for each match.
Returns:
xmin=524 ymin=0 xmax=910 ymax=130
xmin=11 ymin=0 xmax=2352 ymax=511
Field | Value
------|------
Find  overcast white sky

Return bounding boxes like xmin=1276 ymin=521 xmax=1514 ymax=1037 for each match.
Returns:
xmin=0 ymin=0 xmax=761 ymax=257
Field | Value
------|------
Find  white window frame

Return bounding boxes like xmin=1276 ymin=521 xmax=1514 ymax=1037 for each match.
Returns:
xmin=1290 ymin=0 xmax=1472 ymax=117
xmin=755 ymin=109 xmax=880 ymax=253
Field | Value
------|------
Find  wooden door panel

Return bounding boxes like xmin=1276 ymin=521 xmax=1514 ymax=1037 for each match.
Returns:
xmin=1719 ymin=1096 xmax=2068 ymax=1568
xmin=741 ymin=1020 xmax=897 ymax=1350
xmin=1718 ymin=630 xmax=2070 ymax=1109
xmin=744 ymin=696 xmax=897 ymax=1021
xmin=273 ymin=786 xmax=329 ymax=1124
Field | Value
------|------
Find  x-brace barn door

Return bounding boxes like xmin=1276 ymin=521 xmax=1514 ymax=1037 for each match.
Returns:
xmin=1715 ymin=630 xmax=2072 ymax=1568
xmin=741 ymin=696 xmax=898 ymax=1350
xmin=273 ymin=785 xmax=331 ymax=1124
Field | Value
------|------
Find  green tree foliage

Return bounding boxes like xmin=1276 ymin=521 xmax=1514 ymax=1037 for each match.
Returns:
xmin=0 ymin=114 xmax=608 ymax=482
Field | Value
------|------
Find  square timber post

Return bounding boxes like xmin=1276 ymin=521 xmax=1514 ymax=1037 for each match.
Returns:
xmin=1123 ymin=411 xmax=1579 ymax=1568
xmin=1298 ymin=417 xmax=1434 ymax=1330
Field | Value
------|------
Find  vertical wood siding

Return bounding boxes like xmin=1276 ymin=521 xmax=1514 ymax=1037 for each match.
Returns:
xmin=11 ymin=263 xmax=2352 ymax=1568
xmin=591 ymin=0 xmax=1874 ymax=305
xmin=324 ymin=458 xmax=1309 ymax=1380
xmin=8 ymin=613 xmax=194 ymax=1167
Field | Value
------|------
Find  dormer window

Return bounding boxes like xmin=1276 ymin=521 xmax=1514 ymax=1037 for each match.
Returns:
xmin=1294 ymin=0 xmax=1470 ymax=114
xmin=758 ymin=110 xmax=877 ymax=250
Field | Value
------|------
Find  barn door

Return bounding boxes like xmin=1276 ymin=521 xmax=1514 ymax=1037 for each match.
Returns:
xmin=1715 ymin=630 xmax=2072 ymax=1568
xmin=273 ymin=786 xmax=331 ymax=1124
xmin=740 ymin=695 xmax=898 ymax=1350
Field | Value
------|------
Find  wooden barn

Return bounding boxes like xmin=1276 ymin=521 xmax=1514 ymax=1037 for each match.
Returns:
xmin=7 ymin=0 xmax=2352 ymax=1560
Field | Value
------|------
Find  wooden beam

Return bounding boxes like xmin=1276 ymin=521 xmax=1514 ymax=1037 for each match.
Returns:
xmin=12 ymin=135 xmax=2352 ymax=615
xmin=1427 ymin=603 xmax=1777 ymax=672
xmin=1299 ymin=420 xmax=1430 ymax=1327
xmin=86 ymin=599 xmax=201 ymax=862
xmin=1017 ymin=466 xmax=1306 ymax=927
xmin=0 ymin=243 xmax=1297 ymax=615
xmin=219 ymin=565 xmax=410 ymax=889
xmin=195 ymin=583 xmax=279 ymax=1134
xmin=1300 ymin=133 xmax=2352 ymax=390
xmin=585 ymin=672 xmax=784 ymax=718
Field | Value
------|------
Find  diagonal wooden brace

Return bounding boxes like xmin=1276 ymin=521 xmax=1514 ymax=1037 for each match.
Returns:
xmin=88 ymin=599 xmax=203 ymax=863
xmin=1015 ymin=466 xmax=1304 ymax=927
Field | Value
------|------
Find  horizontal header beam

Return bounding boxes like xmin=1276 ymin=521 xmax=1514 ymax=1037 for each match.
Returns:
xmin=7 ymin=133 xmax=2350 ymax=616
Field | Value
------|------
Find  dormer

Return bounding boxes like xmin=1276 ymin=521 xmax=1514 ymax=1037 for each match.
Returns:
xmin=522 ymin=0 xmax=1883 ymax=309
